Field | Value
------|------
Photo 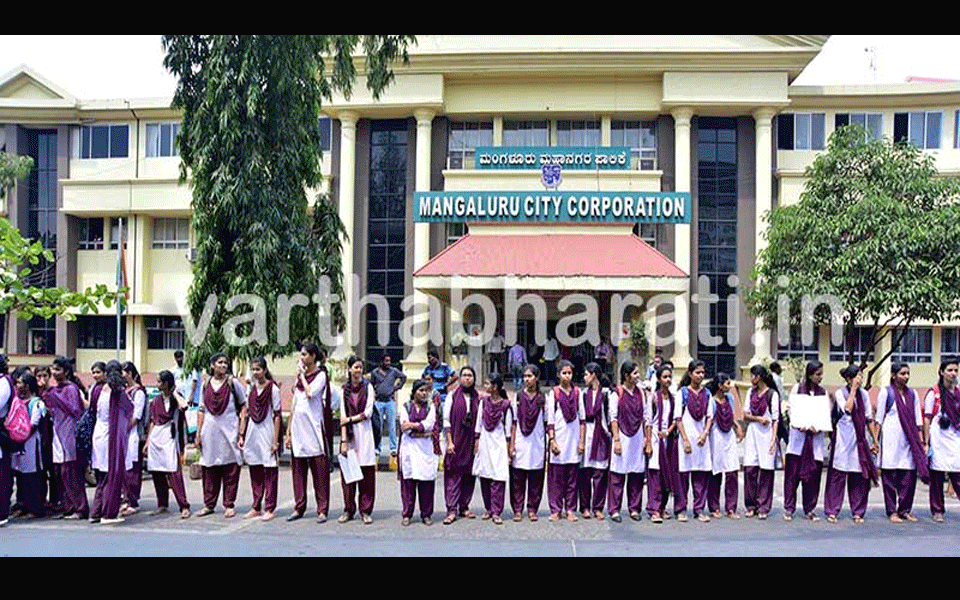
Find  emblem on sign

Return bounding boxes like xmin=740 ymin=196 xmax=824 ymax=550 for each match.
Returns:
xmin=541 ymin=163 xmax=562 ymax=189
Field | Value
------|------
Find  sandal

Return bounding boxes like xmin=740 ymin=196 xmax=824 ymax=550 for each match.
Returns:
xmin=852 ymin=516 xmax=864 ymax=524
xmin=528 ymin=512 xmax=538 ymax=522
xmin=460 ymin=510 xmax=476 ymax=519
xmin=548 ymin=513 xmax=561 ymax=522
xmin=744 ymin=510 xmax=756 ymax=519
xmin=581 ymin=510 xmax=592 ymax=520
xmin=481 ymin=512 xmax=492 ymax=521
xmin=512 ymin=512 xmax=522 ymax=522
xmin=727 ymin=511 xmax=740 ymax=520
xmin=650 ymin=513 xmax=663 ymax=524
xmin=933 ymin=513 xmax=945 ymax=523
xmin=443 ymin=514 xmax=457 ymax=525
xmin=610 ymin=512 xmax=622 ymax=522
xmin=566 ymin=511 xmax=578 ymax=522
xmin=338 ymin=513 xmax=354 ymax=524
xmin=630 ymin=512 xmax=642 ymax=522
xmin=594 ymin=510 xmax=605 ymax=520
xmin=362 ymin=514 xmax=373 ymax=525
xmin=826 ymin=514 xmax=838 ymax=524
xmin=889 ymin=514 xmax=903 ymax=523
xmin=677 ymin=513 xmax=689 ymax=523
xmin=401 ymin=517 xmax=411 ymax=526
xmin=696 ymin=513 xmax=711 ymax=523
xmin=757 ymin=513 xmax=768 ymax=521
xmin=805 ymin=513 xmax=821 ymax=522
xmin=711 ymin=510 xmax=723 ymax=519
xmin=492 ymin=515 xmax=503 ymax=525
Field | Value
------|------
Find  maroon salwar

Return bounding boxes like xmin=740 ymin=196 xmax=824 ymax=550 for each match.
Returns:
xmin=123 ymin=459 xmax=142 ymax=508
xmin=510 ymin=467 xmax=544 ymax=514
xmin=202 ymin=463 xmax=240 ymax=510
xmin=823 ymin=467 xmax=870 ymax=518
xmin=14 ymin=472 xmax=44 ymax=516
xmin=678 ymin=471 xmax=711 ymax=515
xmin=881 ymin=469 xmax=917 ymax=517
xmin=708 ymin=471 xmax=738 ymax=514
xmin=401 ymin=476 xmax=435 ymax=520
xmin=743 ymin=466 xmax=774 ymax=515
xmin=91 ymin=470 xmax=124 ymax=519
xmin=607 ymin=472 xmax=645 ymax=514
xmin=548 ymin=462 xmax=579 ymax=515
xmin=291 ymin=455 xmax=328 ymax=516
xmin=444 ymin=471 xmax=476 ymax=515
xmin=248 ymin=465 xmax=279 ymax=513
xmin=783 ymin=454 xmax=822 ymax=516
xmin=152 ymin=463 xmax=190 ymax=511
xmin=929 ymin=470 xmax=960 ymax=516
xmin=578 ymin=467 xmax=608 ymax=513
xmin=478 ymin=477 xmax=505 ymax=517
xmin=341 ymin=465 xmax=376 ymax=516
xmin=58 ymin=460 xmax=89 ymax=518
xmin=0 ymin=452 xmax=11 ymax=520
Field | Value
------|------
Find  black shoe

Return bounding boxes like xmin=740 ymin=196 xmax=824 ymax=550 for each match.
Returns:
xmin=286 ymin=512 xmax=303 ymax=522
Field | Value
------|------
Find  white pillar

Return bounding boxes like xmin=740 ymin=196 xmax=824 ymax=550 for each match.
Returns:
xmin=672 ymin=107 xmax=694 ymax=368
xmin=750 ymin=108 xmax=776 ymax=364
xmin=333 ymin=111 xmax=358 ymax=359
xmin=407 ymin=109 xmax=435 ymax=367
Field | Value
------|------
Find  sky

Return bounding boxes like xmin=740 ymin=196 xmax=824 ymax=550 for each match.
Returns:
xmin=1 ymin=35 xmax=959 ymax=100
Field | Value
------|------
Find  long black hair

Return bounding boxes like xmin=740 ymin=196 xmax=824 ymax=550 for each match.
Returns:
xmin=122 ymin=361 xmax=143 ymax=387
xmin=620 ymin=360 xmax=639 ymax=386
xmin=53 ymin=356 xmax=87 ymax=400
xmin=583 ymin=361 xmax=610 ymax=390
xmin=486 ymin=373 xmax=508 ymax=400
xmin=18 ymin=372 xmax=41 ymax=398
xmin=707 ymin=372 xmax=731 ymax=398
xmin=106 ymin=362 xmax=126 ymax=393
xmin=750 ymin=364 xmax=777 ymax=393
xmin=890 ymin=361 xmax=910 ymax=388
xmin=679 ymin=359 xmax=706 ymax=389
xmin=938 ymin=357 xmax=959 ymax=405
xmin=251 ymin=356 xmax=274 ymax=382
xmin=804 ymin=360 xmax=824 ymax=394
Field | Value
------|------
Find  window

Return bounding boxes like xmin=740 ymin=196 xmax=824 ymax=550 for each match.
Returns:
xmin=891 ymin=327 xmax=933 ymax=364
xmin=942 ymin=327 xmax=959 ymax=357
xmin=556 ymin=120 xmax=600 ymax=147
xmin=955 ymin=111 xmax=959 ymax=149
xmin=78 ymin=218 xmax=104 ymax=250
xmin=145 ymin=122 xmax=180 ymax=157
xmin=152 ymin=218 xmax=190 ymax=250
xmin=318 ymin=117 xmax=332 ymax=152
xmin=110 ymin=218 xmax=128 ymax=250
xmin=894 ymin=111 xmax=941 ymax=149
xmin=29 ymin=317 xmax=55 ymax=354
xmin=446 ymin=222 xmax=466 ymax=247
xmin=829 ymin=326 xmax=876 ymax=362
xmin=147 ymin=316 xmax=185 ymax=350
xmin=79 ymin=124 xmax=129 ymax=158
xmin=447 ymin=121 xmax=492 ymax=169
xmin=835 ymin=113 xmax=883 ymax=141
xmin=611 ymin=120 xmax=657 ymax=170
xmin=635 ymin=223 xmax=657 ymax=247
xmin=503 ymin=120 xmax=548 ymax=147
xmin=777 ymin=113 xmax=825 ymax=150
xmin=77 ymin=316 xmax=126 ymax=350
xmin=777 ymin=326 xmax=820 ymax=361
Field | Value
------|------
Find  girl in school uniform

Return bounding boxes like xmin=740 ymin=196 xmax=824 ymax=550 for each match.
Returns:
xmin=239 ymin=357 xmax=282 ymax=522
xmin=546 ymin=360 xmax=585 ymax=522
xmin=340 ymin=355 xmax=376 ymax=524
xmin=88 ymin=364 xmax=133 ymax=524
xmin=510 ymin=364 xmax=546 ymax=522
xmin=11 ymin=372 xmax=45 ymax=519
xmin=579 ymin=362 xmax=611 ymax=520
xmin=472 ymin=374 xmax=512 ymax=525
xmin=742 ymin=364 xmax=780 ymax=520
xmin=783 ymin=360 xmax=826 ymax=522
xmin=443 ymin=365 xmax=481 ymax=525
xmin=924 ymin=357 xmax=960 ymax=523
xmin=34 ymin=364 xmax=58 ymax=515
xmin=707 ymin=373 xmax=743 ymax=519
xmin=196 ymin=353 xmax=247 ymax=519
xmin=607 ymin=360 xmax=650 ymax=522
xmin=824 ymin=364 xmax=878 ymax=524
xmin=399 ymin=380 xmax=439 ymax=526
xmin=874 ymin=362 xmax=928 ymax=523
xmin=120 ymin=361 xmax=148 ymax=516
xmin=646 ymin=365 xmax=681 ymax=523
xmin=145 ymin=370 xmax=191 ymax=519
xmin=286 ymin=344 xmax=336 ymax=523
xmin=43 ymin=357 xmax=89 ymax=521
xmin=675 ymin=360 xmax=713 ymax=523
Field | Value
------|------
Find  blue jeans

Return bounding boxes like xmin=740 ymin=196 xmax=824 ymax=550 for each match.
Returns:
xmin=373 ymin=399 xmax=398 ymax=455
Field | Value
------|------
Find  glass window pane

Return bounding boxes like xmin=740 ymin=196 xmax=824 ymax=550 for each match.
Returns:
xmin=80 ymin=126 xmax=90 ymax=158
xmin=160 ymin=123 xmax=172 ymax=156
xmin=91 ymin=126 xmax=109 ymax=158
xmin=795 ymin=114 xmax=811 ymax=150
xmin=910 ymin=112 xmax=925 ymax=147
xmin=171 ymin=123 xmax=180 ymax=156
xmin=926 ymin=112 xmax=941 ymax=149
xmin=811 ymin=113 xmax=825 ymax=149
xmin=867 ymin=114 xmax=883 ymax=140
xmin=110 ymin=125 xmax=128 ymax=157
xmin=145 ymin=124 xmax=159 ymax=157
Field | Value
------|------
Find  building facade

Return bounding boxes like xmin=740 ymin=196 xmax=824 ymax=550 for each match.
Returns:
xmin=1 ymin=35 xmax=959 ymax=387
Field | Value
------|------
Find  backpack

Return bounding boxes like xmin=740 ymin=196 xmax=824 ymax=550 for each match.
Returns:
xmin=136 ymin=387 xmax=154 ymax=440
xmin=3 ymin=396 xmax=31 ymax=444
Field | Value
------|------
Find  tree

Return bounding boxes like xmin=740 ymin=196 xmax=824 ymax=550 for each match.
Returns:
xmin=745 ymin=124 xmax=960 ymax=388
xmin=162 ymin=35 xmax=416 ymax=372
xmin=1 ymin=154 xmax=119 ymax=351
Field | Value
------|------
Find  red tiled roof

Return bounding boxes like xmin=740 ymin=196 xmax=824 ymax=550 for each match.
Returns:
xmin=414 ymin=234 xmax=687 ymax=278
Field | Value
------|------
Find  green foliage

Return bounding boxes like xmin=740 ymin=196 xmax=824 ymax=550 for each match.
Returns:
xmin=0 ymin=153 xmax=34 ymax=199
xmin=629 ymin=318 xmax=649 ymax=362
xmin=312 ymin=192 xmax=347 ymax=335
xmin=162 ymin=35 xmax=414 ymax=371
xmin=745 ymin=124 xmax=960 ymax=387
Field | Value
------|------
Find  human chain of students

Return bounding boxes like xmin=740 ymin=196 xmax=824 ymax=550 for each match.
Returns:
xmin=1 ymin=350 xmax=958 ymax=528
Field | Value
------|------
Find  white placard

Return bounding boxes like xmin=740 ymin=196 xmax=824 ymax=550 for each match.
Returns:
xmin=788 ymin=394 xmax=833 ymax=432
xmin=339 ymin=448 xmax=363 ymax=484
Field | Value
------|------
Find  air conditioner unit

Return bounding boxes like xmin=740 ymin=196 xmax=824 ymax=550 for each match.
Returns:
xmin=186 ymin=247 xmax=197 ymax=263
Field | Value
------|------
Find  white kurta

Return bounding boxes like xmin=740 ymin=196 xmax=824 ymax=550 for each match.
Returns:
xmin=199 ymin=378 xmax=246 ymax=467
xmin=831 ymin=388 xmax=872 ymax=473
xmin=646 ymin=391 xmax=674 ymax=472
xmin=290 ymin=371 xmax=329 ymax=458
xmin=92 ymin=386 xmax=134 ymax=472
xmin=608 ymin=388 xmax=648 ymax=474
xmin=742 ymin=389 xmax=780 ymax=470
xmin=546 ymin=387 xmax=585 ymax=465
xmin=399 ymin=402 xmax=439 ymax=481
xmin=925 ymin=389 xmax=960 ymax=473
xmin=785 ymin=384 xmax=826 ymax=462
xmin=875 ymin=386 xmax=922 ymax=470
xmin=677 ymin=389 xmax=714 ymax=473
xmin=709 ymin=395 xmax=739 ymax=474
xmin=581 ymin=388 xmax=611 ymax=470
xmin=147 ymin=398 xmax=181 ymax=473
xmin=511 ymin=395 xmax=545 ymax=471
xmin=12 ymin=399 xmax=43 ymax=473
xmin=243 ymin=384 xmax=282 ymax=467
xmin=343 ymin=383 xmax=376 ymax=467
xmin=472 ymin=399 xmax=512 ymax=482
xmin=127 ymin=388 xmax=147 ymax=467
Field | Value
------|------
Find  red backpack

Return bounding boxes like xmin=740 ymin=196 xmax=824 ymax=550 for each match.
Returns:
xmin=3 ymin=375 xmax=31 ymax=444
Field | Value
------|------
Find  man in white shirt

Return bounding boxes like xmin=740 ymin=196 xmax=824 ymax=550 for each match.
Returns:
xmin=487 ymin=330 xmax=505 ymax=377
xmin=543 ymin=335 xmax=560 ymax=386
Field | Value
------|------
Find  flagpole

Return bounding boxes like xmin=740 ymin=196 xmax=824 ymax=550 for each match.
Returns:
xmin=117 ymin=216 xmax=122 ymax=362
